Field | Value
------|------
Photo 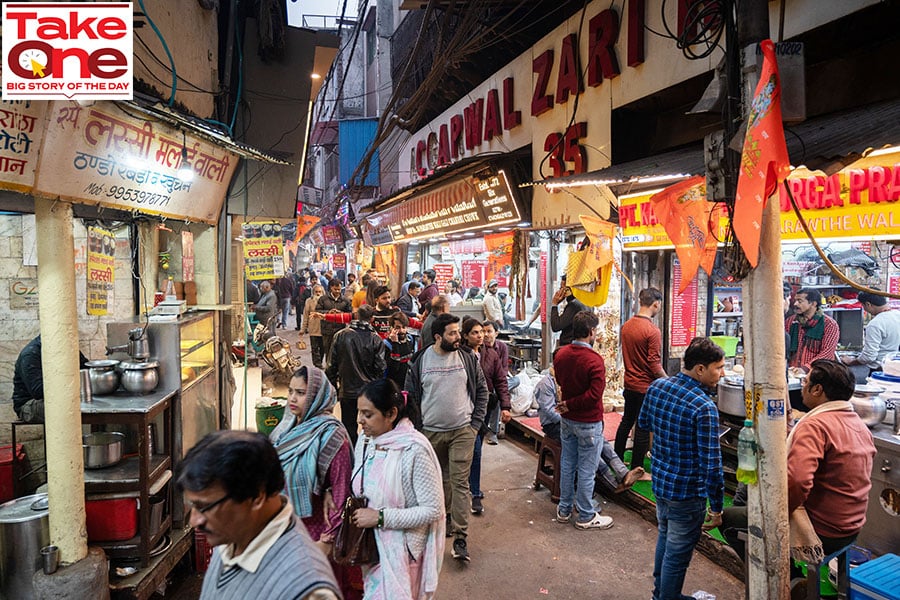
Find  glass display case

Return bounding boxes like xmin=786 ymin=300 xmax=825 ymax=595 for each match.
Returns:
xmin=179 ymin=315 xmax=215 ymax=388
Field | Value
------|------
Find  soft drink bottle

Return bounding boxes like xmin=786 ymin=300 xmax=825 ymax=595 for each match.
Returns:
xmin=736 ymin=419 xmax=758 ymax=484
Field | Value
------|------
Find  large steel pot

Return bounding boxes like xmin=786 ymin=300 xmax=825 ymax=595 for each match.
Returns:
xmin=850 ymin=385 xmax=887 ymax=428
xmin=83 ymin=432 xmax=125 ymax=469
xmin=85 ymin=359 xmax=120 ymax=395
xmin=717 ymin=378 xmax=746 ymax=417
xmin=118 ymin=360 xmax=159 ymax=394
xmin=0 ymin=494 xmax=49 ymax=600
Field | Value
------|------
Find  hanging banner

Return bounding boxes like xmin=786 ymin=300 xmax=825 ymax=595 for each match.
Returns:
xmin=620 ymin=190 xmax=730 ymax=250
xmin=670 ymin=259 xmax=699 ymax=347
xmin=242 ymin=221 xmax=284 ymax=281
xmin=87 ymin=225 xmax=115 ymax=315
xmin=322 ymin=224 xmax=343 ymax=245
xmin=484 ymin=231 xmax=513 ymax=285
xmin=332 ymin=253 xmax=347 ymax=270
xmin=35 ymin=102 xmax=238 ymax=224
xmin=295 ymin=214 xmax=320 ymax=242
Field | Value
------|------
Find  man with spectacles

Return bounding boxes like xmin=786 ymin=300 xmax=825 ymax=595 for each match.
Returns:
xmin=177 ymin=430 xmax=340 ymax=600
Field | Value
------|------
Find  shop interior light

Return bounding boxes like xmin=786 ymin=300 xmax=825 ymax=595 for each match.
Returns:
xmin=463 ymin=232 xmax=476 ymax=237
xmin=177 ymin=132 xmax=194 ymax=182
xmin=517 ymin=221 xmax=531 ymax=227
xmin=544 ymin=178 xmax=622 ymax=189
xmin=311 ymin=72 xmax=322 ymax=80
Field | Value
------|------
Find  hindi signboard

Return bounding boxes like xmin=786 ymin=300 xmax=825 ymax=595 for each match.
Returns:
xmin=242 ymin=221 xmax=285 ymax=281
xmin=86 ymin=225 xmax=115 ymax=315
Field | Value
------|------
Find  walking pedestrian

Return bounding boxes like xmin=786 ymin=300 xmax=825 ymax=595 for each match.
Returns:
xmin=404 ymin=313 xmax=489 ymax=562
xmin=615 ymin=287 xmax=667 ymax=470
xmin=550 ymin=275 xmax=588 ymax=348
xmin=352 ymin=378 xmax=445 ymax=599
xmin=325 ymin=304 xmax=386 ymax=446
xmin=638 ymin=337 xmax=725 ymax=600
xmin=316 ymin=278 xmax=352 ymax=368
xmin=302 ymin=284 xmax=325 ymax=368
xmin=552 ymin=310 xmax=613 ymax=530
xmin=275 ymin=271 xmax=295 ymax=328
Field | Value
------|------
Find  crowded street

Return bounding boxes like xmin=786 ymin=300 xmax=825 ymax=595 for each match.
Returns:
xmin=1 ymin=1 xmax=899 ymax=600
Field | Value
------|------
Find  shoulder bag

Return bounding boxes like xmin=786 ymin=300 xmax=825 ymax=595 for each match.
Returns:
xmin=332 ymin=441 xmax=380 ymax=566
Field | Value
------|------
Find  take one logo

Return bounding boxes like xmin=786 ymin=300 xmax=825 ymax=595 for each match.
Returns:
xmin=2 ymin=2 xmax=133 ymax=100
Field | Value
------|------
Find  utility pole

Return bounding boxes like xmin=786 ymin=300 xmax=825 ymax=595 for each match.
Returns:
xmin=734 ymin=0 xmax=790 ymax=598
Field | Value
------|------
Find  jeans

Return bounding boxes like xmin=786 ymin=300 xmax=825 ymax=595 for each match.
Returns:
xmin=596 ymin=438 xmax=629 ymax=491
xmin=425 ymin=426 xmax=476 ymax=540
xmin=558 ymin=418 xmax=604 ymax=522
xmin=340 ymin=396 xmax=359 ymax=447
xmin=615 ymin=389 xmax=651 ymax=470
xmin=469 ymin=431 xmax=484 ymax=498
xmin=653 ymin=496 xmax=707 ymax=600
xmin=279 ymin=297 xmax=291 ymax=327
xmin=309 ymin=335 xmax=323 ymax=369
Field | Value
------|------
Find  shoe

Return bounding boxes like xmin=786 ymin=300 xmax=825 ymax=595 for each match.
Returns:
xmin=486 ymin=432 xmax=498 ymax=445
xmin=445 ymin=514 xmax=452 ymax=537
xmin=451 ymin=538 xmax=470 ymax=562
xmin=555 ymin=508 xmax=571 ymax=524
xmin=575 ymin=513 xmax=614 ymax=530
xmin=471 ymin=496 xmax=484 ymax=515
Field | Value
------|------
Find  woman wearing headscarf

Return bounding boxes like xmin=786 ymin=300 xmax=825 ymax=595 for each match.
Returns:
xmin=270 ymin=365 xmax=362 ymax=600
xmin=351 ymin=378 xmax=445 ymax=600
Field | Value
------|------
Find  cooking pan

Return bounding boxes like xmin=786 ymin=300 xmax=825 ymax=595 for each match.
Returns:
xmin=83 ymin=432 xmax=125 ymax=469
xmin=716 ymin=379 xmax=746 ymax=417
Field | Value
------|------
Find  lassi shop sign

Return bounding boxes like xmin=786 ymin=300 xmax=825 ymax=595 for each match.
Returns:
xmin=411 ymin=0 xmax=663 ymax=178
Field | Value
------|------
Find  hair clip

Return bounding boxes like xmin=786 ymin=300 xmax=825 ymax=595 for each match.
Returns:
xmin=400 ymin=390 xmax=408 ymax=407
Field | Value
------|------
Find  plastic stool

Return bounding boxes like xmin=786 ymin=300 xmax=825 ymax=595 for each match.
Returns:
xmin=806 ymin=543 xmax=852 ymax=600
xmin=533 ymin=436 xmax=561 ymax=503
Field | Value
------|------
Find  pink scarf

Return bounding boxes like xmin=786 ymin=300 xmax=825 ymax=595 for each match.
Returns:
xmin=354 ymin=419 xmax=445 ymax=599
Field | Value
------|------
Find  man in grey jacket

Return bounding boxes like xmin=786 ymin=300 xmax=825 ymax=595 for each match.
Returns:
xmin=404 ymin=313 xmax=488 ymax=563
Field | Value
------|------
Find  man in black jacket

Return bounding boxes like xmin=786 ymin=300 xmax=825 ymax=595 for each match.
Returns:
xmin=326 ymin=304 xmax=386 ymax=446
xmin=13 ymin=335 xmax=89 ymax=422
xmin=550 ymin=275 xmax=588 ymax=348
xmin=404 ymin=313 xmax=489 ymax=563
xmin=315 ymin=278 xmax=352 ymax=368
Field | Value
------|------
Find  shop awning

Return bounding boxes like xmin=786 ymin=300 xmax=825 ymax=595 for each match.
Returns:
xmin=528 ymin=98 xmax=900 ymax=190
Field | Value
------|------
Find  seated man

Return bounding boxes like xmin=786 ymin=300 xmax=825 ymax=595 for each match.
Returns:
xmin=722 ymin=360 xmax=876 ymax=580
xmin=177 ymin=430 xmax=341 ymax=600
xmin=12 ymin=335 xmax=88 ymax=423
xmin=534 ymin=362 xmax=643 ymax=494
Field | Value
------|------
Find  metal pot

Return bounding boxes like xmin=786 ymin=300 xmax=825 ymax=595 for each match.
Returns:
xmin=0 ymin=493 xmax=50 ymax=600
xmin=800 ymin=275 xmax=818 ymax=286
xmin=85 ymin=359 xmax=120 ymax=395
xmin=118 ymin=360 xmax=159 ymax=394
xmin=717 ymin=378 xmax=746 ymax=417
xmin=850 ymin=385 xmax=887 ymax=428
xmin=82 ymin=432 xmax=125 ymax=469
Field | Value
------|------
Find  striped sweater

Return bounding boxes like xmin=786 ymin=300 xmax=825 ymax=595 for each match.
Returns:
xmin=199 ymin=515 xmax=341 ymax=600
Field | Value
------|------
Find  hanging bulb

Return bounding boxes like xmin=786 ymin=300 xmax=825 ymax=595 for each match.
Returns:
xmin=177 ymin=132 xmax=194 ymax=182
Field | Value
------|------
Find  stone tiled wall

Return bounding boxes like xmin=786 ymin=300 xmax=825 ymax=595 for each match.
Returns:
xmin=0 ymin=214 xmax=135 ymax=444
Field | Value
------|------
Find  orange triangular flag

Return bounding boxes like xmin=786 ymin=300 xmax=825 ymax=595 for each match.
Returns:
xmin=733 ymin=39 xmax=791 ymax=267
xmin=650 ymin=176 xmax=718 ymax=292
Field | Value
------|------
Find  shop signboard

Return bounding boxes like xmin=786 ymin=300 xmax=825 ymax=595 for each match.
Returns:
xmin=449 ymin=238 xmax=487 ymax=254
xmin=8 ymin=277 xmax=38 ymax=309
xmin=779 ymin=162 xmax=900 ymax=241
xmin=86 ymin=225 xmax=116 ymax=315
xmin=433 ymin=263 xmax=455 ymax=289
xmin=889 ymin=274 xmax=900 ymax=310
xmin=242 ymin=221 xmax=285 ymax=281
xmin=34 ymin=102 xmax=237 ymax=224
xmin=0 ymin=97 xmax=48 ymax=192
xmin=367 ymin=170 xmax=521 ymax=242
xmin=332 ymin=253 xmax=346 ymax=270
xmin=539 ymin=253 xmax=547 ymax=323
xmin=670 ymin=259 xmax=698 ymax=347
xmin=461 ymin=260 xmax=488 ymax=289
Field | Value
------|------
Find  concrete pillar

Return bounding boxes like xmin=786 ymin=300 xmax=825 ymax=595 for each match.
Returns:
xmin=34 ymin=198 xmax=87 ymax=564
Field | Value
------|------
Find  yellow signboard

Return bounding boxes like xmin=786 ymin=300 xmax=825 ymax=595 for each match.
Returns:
xmin=87 ymin=226 xmax=116 ymax=315
xmin=242 ymin=221 xmax=285 ymax=281
xmin=619 ymin=191 xmax=729 ymax=250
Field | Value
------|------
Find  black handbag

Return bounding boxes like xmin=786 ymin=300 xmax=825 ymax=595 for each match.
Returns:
xmin=332 ymin=442 xmax=380 ymax=566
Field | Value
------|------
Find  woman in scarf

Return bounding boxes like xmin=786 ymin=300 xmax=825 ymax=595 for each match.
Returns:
xmin=270 ymin=366 xmax=362 ymax=600
xmin=351 ymin=379 xmax=445 ymax=600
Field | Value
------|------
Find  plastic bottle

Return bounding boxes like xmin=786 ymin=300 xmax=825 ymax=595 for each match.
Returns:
xmin=736 ymin=419 xmax=758 ymax=484
xmin=164 ymin=276 xmax=176 ymax=301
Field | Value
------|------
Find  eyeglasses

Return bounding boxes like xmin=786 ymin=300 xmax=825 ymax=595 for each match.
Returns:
xmin=189 ymin=494 xmax=231 ymax=514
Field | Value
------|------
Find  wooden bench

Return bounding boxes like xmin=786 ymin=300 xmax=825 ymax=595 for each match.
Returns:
xmin=506 ymin=414 xmax=544 ymax=452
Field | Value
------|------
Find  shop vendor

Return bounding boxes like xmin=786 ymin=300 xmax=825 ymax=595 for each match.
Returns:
xmin=12 ymin=335 xmax=89 ymax=423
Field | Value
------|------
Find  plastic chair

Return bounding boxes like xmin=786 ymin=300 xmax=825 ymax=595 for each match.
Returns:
xmin=805 ymin=543 xmax=852 ymax=600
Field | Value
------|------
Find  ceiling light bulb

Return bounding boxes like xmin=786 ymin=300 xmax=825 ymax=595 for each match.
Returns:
xmin=177 ymin=144 xmax=194 ymax=182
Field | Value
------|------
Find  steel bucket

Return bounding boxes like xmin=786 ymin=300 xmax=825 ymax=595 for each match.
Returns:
xmin=0 ymin=493 xmax=50 ymax=600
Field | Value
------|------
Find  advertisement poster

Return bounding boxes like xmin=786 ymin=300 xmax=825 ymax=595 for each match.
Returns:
xmin=484 ymin=231 xmax=513 ymax=286
xmin=539 ymin=253 xmax=547 ymax=323
xmin=181 ymin=231 xmax=194 ymax=281
xmin=889 ymin=274 xmax=900 ymax=310
xmin=670 ymin=259 xmax=698 ymax=347
xmin=242 ymin=221 xmax=284 ymax=281
xmin=332 ymin=253 xmax=347 ymax=270
xmin=322 ymin=225 xmax=343 ymax=245
xmin=432 ymin=263 xmax=455 ymax=289
xmin=461 ymin=260 xmax=488 ymax=290
xmin=87 ymin=225 xmax=116 ymax=315
xmin=8 ymin=278 xmax=38 ymax=309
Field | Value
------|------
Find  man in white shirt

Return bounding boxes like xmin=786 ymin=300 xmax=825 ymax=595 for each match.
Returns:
xmin=482 ymin=279 xmax=504 ymax=323
xmin=841 ymin=291 xmax=900 ymax=373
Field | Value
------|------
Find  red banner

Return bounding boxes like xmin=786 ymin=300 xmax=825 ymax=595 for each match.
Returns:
xmin=461 ymin=260 xmax=488 ymax=289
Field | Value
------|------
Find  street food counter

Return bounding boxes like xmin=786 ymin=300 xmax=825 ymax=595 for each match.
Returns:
xmin=856 ymin=422 xmax=900 ymax=556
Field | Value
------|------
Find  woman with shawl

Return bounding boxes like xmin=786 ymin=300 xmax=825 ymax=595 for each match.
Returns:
xmin=270 ymin=366 xmax=362 ymax=600
xmin=351 ymin=379 xmax=445 ymax=600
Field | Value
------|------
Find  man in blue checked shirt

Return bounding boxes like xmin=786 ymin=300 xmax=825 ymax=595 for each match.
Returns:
xmin=638 ymin=337 xmax=726 ymax=600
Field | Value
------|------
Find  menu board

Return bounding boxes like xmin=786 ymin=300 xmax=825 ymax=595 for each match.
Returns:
xmin=432 ymin=263 xmax=454 ymax=289
xmin=671 ymin=259 xmax=699 ymax=347
xmin=242 ymin=221 xmax=285 ymax=281
xmin=539 ymin=253 xmax=547 ymax=323
xmin=461 ymin=260 xmax=488 ymax=289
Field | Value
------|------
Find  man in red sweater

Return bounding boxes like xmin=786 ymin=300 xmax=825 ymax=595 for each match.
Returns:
xmin=615 ymin=288 xmax=667 ymax=470
xmin=552 ymin=310 xmax=613 ymax=530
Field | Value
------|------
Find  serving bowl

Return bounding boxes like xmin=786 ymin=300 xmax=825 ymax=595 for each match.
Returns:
xmin=83 ymin=432 xmax=125 ymax=469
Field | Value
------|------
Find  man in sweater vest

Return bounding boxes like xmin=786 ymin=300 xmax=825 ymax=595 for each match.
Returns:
xmin=615 ymin=287 xmax=667 ymax=471
xmin=178 ymin=430 xmax=340 ymax=600
xmin=552 ymin=310 xmax=613 ymax=530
